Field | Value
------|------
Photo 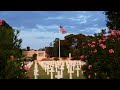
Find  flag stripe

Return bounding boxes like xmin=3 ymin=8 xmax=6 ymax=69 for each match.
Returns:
xmin=60 ymin=25 xmax=67 ymax=34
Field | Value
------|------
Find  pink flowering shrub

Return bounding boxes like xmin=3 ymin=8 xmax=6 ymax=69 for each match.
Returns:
xmin=24 ymin=65 xmax=29 ymax=71
xmin=0 ymin=19 xmax=3 ymax=26
xmin=81 ymin=29 xmax=120 ymax=79
xmin=26 ymin=74 xmax=31 ymax=79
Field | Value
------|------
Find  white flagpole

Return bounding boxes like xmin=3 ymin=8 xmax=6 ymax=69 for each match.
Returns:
xmin=59 ymin=28 xmax=60 ymax=60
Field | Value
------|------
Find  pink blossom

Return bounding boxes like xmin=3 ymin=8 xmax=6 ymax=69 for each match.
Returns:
xmin=10 ymin=55 xmax=14 ymax=60
xmin=109 ymin=29 xmax=112 ymax=33
xmin=111 ymin=30 xmax=115 ymax=35
xmin=88 ymin=75 xmax=91 ymax=78
xmin=104 ymin=37 xmax=108 ymax=40
xmin=0 ymin=19 xmax=3 ymax=26
xmin=102 ymin=45 xmax=106 ymax=49
xmin=27 ymin=74 xmax=31 ymax=79
xmin=109 ymin=49 xmax=114 ymax=54
xmin=93 ymin=49 xmax=97 ymax=53
xmin=117 ymin=31 xmax=120 ymax=35
xmin=99 ymin=44 xmax=106 ymax=49
xmin=88 ymin=43 xmax=91 ymax=46
xmin=82 ymin=70 xmax=86 ymax=74
xmin=99 ymin=44 xmax=104 ymax=46
xmin=88 ymin=65 xmax=92 ymax=69
xmin=80 ymin=55 xmax=84 ymax=59
xmin=112 ymin=39 xmax=115 ymax=41
xmin=98 ymin=39 xmax=102 ymax=43
xmin=91 ymin=45 xmax=95 ymax=48
xmin=94 ymin=72 xmax=97 ymax=76
xmin=92 ymin=41 xmax=96 ymax=44
xmin=102 ymin=39 xmax=106 ymax=42
xmin=24 ymin=65 xmax=29 ymax=71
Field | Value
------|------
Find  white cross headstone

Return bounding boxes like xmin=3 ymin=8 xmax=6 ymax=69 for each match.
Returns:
xmin=46 ymin=65 xmax=50 ymax=75
xmin=68 ymin=67 xmax=74 ymax=79
xmin=50 ymin=66 xmax=55 ymax=79
xmin=34 ymin=62 xmax=39 ymax=79
xmin=55 ymin=71 xmax=62 ymax=79
xmin=60 ymin=66 xmax=64 ymax=78
xmin=55 ymin=64 xmax=58 ymax=72
xmin=75 ymin=65 xmax=80 ymax=77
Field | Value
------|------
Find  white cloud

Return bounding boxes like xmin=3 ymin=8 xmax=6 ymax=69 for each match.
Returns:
xmin=68 ymin=15 xmax=90 ymax=24
xmin=93 ymin=24 xmax=98 ymax=27
xmin=36 ymin=24 xmax=58 ymax=30
xmin=91 ymin=18 xmax=98 ymax=21
xmin=65 ymin=26 xmax=75 ymax=29
xmin=76 ymin=11 xmax=87 ymax=13
xmin=13 ymin=26 xmax=25 ymax=30
xmin=78 ymin=27 xmax=108 ymax=36
xmin=16 ymin=26 xmax=71 ymax=49
xmin=13 ymin=24 xmax=59 ymax=32
xmin=36 ymin=24 xmax=46 ymax=30
xmin=45 ymin=16 xmax=64 ymax=20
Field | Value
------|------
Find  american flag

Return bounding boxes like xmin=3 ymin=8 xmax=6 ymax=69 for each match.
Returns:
xmin=60 ymin=25 xmax=67 ymax=34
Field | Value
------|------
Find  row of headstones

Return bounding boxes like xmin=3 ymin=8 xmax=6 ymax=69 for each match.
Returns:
xmin=34 ymin=61 xmax=39 ymax=79
xmin=38 ymin=61 xmax=85 ymax=79
xmin=25 ymin=61 xmax=39 ymax=79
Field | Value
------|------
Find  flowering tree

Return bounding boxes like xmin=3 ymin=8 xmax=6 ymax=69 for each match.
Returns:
xmin=0 ymin=19 xmax=29 ymax=79
xmin=81 ymin=29 xmax=120 ymax=79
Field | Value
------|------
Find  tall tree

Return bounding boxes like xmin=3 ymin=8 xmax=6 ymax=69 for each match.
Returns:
xmin=27 ymin=46 xmax=30 ymax=51
xmin=105 ymin=11 xmax=120 ymax=30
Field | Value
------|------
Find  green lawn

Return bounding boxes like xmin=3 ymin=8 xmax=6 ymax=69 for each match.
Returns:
xmin=27 ymin=62 xmax=86 ymax=79
xmin=26 ymin=62 xmax=35 ymax=79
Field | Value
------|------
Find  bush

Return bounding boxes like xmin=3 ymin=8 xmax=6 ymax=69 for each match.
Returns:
xmin=72 ymin=49 xmax=80 ymax=60
xmin=54 ymin=57 xmax=59 ymax=61
xmin=32 ymin=54 xmax=37 ymax=60
xmin=41 ymin=58 xmax=51 ymax=61
xmin=62 ymin=57 xmax=67 ymax=60
xmin=81 ymin=29 xmax=120 ymax=79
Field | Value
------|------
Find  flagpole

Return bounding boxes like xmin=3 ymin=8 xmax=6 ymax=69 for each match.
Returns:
xmin=59 ymin=28 xmax=60 ymax=60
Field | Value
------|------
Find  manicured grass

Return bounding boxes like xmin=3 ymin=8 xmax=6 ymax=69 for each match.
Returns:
xmin=26 ymin=62 xmax=35 ymax=79
xmin=37 ymin=63 xmax=51 ymax=79
xmin=63 ymin=65 xmax=85 ymax=79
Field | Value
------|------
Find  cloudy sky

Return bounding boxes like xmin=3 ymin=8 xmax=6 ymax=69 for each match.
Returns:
xmin=0 ymin=11 xmax=107 ymax=50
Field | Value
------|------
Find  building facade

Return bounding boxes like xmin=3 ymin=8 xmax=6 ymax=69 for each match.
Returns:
xmin=22 ymin=50 xmax=46 ymax=60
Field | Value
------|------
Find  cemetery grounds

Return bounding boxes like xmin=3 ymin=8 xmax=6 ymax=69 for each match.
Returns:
xmin=26 ymin=60 xmax=86 ymax=79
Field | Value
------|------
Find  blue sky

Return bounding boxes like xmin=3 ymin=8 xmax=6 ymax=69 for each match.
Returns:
xmin=0 ymin=11 xmax=107 ymax=50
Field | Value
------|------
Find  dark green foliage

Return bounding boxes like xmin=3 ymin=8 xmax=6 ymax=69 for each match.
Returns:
xmin=54 ymin=57 xmax=59 ymax=61
xmin=82 ymin=29 xmax=120 ymax=79
xmin=27 ymin=46 xmax=30 ymax=51
xmin=72 ymin=49 xmax=80 ymax=60
xmin=105 ymin=11 xmax=120 ymax=30
xmin=32 ymin=54 xmax=37 ymax=60
xmin=0 ymin=20 xmax=26 ymax=79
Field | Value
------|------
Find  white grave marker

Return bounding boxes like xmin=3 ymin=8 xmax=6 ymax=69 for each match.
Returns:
xmin=75 ymin=65 xmax=80 ymax=77
xmin=55 ymin=71 xmax=62 ymax=79
xmin=50 ymin=66 xmax=54 ymax=79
